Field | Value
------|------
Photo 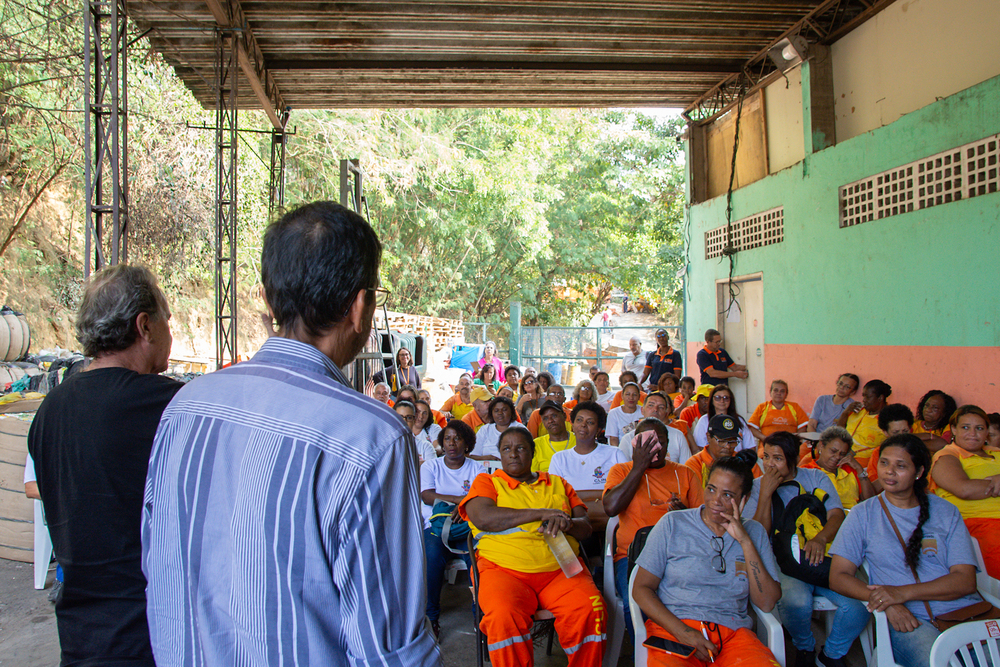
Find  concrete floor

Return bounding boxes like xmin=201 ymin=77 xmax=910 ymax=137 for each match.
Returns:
xmin=0 ymin=558 xmax=866 ymax=667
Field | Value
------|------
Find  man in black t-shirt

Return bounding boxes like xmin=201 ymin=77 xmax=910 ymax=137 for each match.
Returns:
xmin=28 ymin=265 xmax=181 ymax=667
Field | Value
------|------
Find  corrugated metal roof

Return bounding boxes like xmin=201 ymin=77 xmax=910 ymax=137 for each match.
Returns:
xmin=127 ymin=0 xmax=885 ymax=113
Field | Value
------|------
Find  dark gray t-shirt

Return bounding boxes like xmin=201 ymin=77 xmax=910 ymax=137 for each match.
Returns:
xmin=635 ymin=506 xmax=780 ymax=629
xmin=830 ymin=493 xmax=981 ymax=621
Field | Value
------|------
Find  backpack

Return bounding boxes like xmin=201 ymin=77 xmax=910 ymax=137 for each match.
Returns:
xmin=770 ymin=481 xmax=831 ymax=587
xmin=429 ymin=501 xmax=470 ymax=554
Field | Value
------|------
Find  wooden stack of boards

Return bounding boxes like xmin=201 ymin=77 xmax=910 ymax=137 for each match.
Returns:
xmin=0 ymin=413 xmax=34 ymax=562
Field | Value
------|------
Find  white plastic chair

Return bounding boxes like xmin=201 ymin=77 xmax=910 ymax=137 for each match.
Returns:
xmin=602 ymin=516 xmax=624 ymax=667
xmin=929 ymin=618 xmax=1000 ymax=667
xmin=971 ymin=537 xmax=1000 ymax=606
xmin=33 ymin=499 xmax=52 ymax=590
xmin=627 ymin=565 xmax=786 ymax=667
xmin=871 ymin=610 xmax=904 ymax=667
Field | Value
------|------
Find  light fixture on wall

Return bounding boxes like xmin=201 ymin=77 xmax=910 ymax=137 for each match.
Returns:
xmin=767 ymin=35 xmax=809 ymax=72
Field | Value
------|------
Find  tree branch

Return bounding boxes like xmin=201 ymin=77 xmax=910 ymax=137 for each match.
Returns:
xmin=0 ymin=161 xmax=69 ymax=257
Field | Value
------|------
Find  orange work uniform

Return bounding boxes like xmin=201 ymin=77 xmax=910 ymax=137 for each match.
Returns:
xmin=684 ymin=449 xmax=762 ymax=487
xmin=644 ymin=618 xmax=779 ymax=667
xmin=459 ymin=471 xmax=606 ymax=667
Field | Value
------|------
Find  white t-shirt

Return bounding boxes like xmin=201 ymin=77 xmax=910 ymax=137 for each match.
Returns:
xmin=24 ymin=452 xmax=35 ymax=484
xmin=618 ymin=425 xmax=692 ymax=465
xmin=415 ymin=424 xmax=442 ymax=457
xmin=596 ymin=391 xmax=615 ymax=412
xmin=473 ymin=423 xmax=529 ymax=460
xmin=418 ymin=457 xmax=485 ymax=528
xmin=622 ymin=351 xmax=646 ymax=377
xmin=414 ymin=436 xmax=439 ymax=465
xmin=606 ymin=406 xmax=642 ymax=440
xmin=692 ymin=414 xmax=756 ymax=452
xmin=548 ymin=445 xmax=627 ymax=491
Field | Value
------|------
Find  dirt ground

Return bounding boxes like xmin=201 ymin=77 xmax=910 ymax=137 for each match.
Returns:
xmin=0 ymin=560 xmax=58 ymax=666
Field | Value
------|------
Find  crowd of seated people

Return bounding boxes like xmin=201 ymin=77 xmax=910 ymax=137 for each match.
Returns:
xmin=370 ymin=345 xmax=999 ymax=667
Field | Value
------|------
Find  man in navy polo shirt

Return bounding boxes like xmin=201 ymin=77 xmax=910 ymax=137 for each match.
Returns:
xmin=640 ymin=329 xmax=683 ymax=389
xmin=696 ymin=328 xmax=748 ymax=386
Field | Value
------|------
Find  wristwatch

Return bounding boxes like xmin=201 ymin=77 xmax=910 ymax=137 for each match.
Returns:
xmin=858 ymin=469 xmax=869 ymax=479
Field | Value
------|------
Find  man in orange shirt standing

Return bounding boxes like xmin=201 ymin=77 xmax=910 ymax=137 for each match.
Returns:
xmin=603 ymin=418 xmax=703 ymax=644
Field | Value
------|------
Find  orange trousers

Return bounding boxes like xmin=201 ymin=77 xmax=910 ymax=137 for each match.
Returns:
xmin=476 ymin=557 xmax=606 ymax=667
xmin=644 ymin=618 xmax=779 ymax=667
xmin=966 ymin=518 xmax=1000 ymax=579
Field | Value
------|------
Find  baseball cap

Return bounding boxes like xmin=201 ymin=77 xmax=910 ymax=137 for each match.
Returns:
xmin=470 ymin=387 xmax=494 ymax=403
xmin=537 ymin=400 xmax=565 ymax=417
xmin=707 ymin=414 xmax=741 ymax=439
xmin=693 ymin=384 xmax=714 ymax=400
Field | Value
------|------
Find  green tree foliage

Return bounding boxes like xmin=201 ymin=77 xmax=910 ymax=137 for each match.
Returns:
xmin=2 ymin=1 xmax=686 ymax=331
xmin=280 ymin=108 xmax=685 ymax=326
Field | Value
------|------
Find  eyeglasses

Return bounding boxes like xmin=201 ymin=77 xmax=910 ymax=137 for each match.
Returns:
xmin=711 ymin=535 xmax=726 ymax=574
xmin=398 ymin=414 xmax=416 ymax=422
xmin=713 ymin=395 xmax=732 ymax=402
xmin=369 ymin=286 xmax=390 ymax=307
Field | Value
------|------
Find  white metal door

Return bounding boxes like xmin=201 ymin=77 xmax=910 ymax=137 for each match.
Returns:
xmin=718 ymin=276 xmax=764 ymax=419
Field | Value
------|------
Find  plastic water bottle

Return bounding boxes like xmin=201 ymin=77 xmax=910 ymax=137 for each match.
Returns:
xmin=543 ymin=531 xmax=583 ymax=578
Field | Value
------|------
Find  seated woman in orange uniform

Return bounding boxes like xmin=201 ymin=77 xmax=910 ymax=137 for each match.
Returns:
xmin=460 ymin=428 xmax=606 ymax=667
xmin=929 ymin=404 xmax=1000 ymax=578
xmin=748 ymin=379 xmax=808 ymax=442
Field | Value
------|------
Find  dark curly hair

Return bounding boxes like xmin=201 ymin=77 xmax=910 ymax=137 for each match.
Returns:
xmin=879 ymin=434 xmax=931 ymax=570
xmin=914 ymin=390 xmax=957 ymax=431
xmin=762 ymin=431 xmax=800 ymax=472
xmin=437 ymin=419 xmax=477 ymax=454
xmin=878 ymin=403 xmax=915 ymax=432
xmin=570 ymin=401 xmax=607 ymax=430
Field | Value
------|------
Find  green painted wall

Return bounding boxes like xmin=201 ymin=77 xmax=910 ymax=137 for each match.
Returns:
xmin=685 ymin=73 xmax=1000 ymax=349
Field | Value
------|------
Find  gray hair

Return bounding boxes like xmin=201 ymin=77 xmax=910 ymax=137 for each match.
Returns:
xmin=819 ymin=425 xmax=853 ymax=447
xmin=76 ymin=265 xmax=168 ymax=358
xmin=573 ymin=379 xmax=599 ymax=402
xmin=374 ymin=381 xmax=390 ymax=392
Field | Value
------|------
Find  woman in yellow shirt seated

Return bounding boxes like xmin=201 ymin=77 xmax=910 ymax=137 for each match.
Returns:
xmin=930 ymin=404 xmax=1000 ymax=578
xmin=836 ymin=379 xmax=891 ymax=466
xmin=911 ymin=390 xmax=956 ymax=453
xmin=799 ymin=426 xmax=876 ymax=509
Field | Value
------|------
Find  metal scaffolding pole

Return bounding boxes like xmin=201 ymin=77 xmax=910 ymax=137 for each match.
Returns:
xmin=268 ymin=125 xmax=287 ymax=218
xmin=83 ymin=0 xmax=129 ymax=277
xmin=214 ymin=28 xmax=239 ymax=368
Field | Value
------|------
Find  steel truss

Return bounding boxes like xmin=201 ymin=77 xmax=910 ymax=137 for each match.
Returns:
xmin=214 ymin=28 xmax=239 ymax=368
xmin=268 ymin=125 xmax=287 ymax=217
xmin=683 ymin=0 xmax=897 ymax=124
xmin=83 ymin=0 xmax=129 ymax=277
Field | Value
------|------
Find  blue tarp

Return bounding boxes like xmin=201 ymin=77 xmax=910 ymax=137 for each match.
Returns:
xmin=450 ymin=345 xmax=484 ymax=372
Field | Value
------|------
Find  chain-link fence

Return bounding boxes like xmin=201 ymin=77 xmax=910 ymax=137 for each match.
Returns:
xmin=464 ymin=322 xmax=511 ymax=358
xmin=519 ymin=325 xmax=684 ymax=389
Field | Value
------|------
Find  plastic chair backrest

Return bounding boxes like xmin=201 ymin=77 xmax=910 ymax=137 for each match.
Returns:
xmin=627 ymin=566 xmax=649 ymax=667
xmin=928 ymin=619 xmax=1000 ymax=667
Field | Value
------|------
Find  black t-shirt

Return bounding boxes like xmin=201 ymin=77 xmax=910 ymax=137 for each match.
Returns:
xmin=28 ymin=367 xmax=181 ymax=666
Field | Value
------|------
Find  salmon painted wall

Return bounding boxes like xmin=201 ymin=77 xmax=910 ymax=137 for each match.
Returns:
xmin=684 ymin=74 xmax=1000 ymax=418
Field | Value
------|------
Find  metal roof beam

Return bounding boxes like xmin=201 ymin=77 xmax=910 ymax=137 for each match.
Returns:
xmin=265 ymin=59 xmax=743 ymax=73
xmin=204 ymin=0 xmax=286 ymax=129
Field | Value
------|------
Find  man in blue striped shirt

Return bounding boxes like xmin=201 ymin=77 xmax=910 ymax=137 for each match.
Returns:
xmin=142 ymin=202 xmax=441 ymax=666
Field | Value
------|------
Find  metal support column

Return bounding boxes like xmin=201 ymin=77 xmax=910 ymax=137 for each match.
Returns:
xmin=214 ymin=28 xmax=239 ymax=368
xmin=268 ymin=119 xmax=288 ymax=217
xmin=83 ymin=0 xmax=129 ymax=277
xmin=339 ymin=159 xmax=364 ymax=213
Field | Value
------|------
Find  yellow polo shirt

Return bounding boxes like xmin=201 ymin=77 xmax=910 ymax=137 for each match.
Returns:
xmin=932 ymin=445 xmax=1000 ymax=519
xmin=459 ymin=470 xmax=586 ymax=573
xmin=531 ymin=433 xmax=577 ymax=472
xmin=846 ymin=410 xmax=884 ymax=464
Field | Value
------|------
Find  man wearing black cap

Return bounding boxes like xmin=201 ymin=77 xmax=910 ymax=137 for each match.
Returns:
xmin=684 ymin=414 xmax=760 ymax=486
xmin=531 ymin=399 xmax=576 ymax=472
xmin=640 ymin=328 xmax=683 ymax=390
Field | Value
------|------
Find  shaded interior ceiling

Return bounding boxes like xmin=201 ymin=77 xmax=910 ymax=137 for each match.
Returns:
xmin=128 ymin=0 xmax=888 ymax=117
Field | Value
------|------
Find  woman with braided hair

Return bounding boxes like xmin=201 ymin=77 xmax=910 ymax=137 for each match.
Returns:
xmin=829 ymin=434 xmax=981 ymax=667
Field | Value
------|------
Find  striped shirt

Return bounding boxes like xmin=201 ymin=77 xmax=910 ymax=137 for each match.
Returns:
xmin=142 ymin=337 xmax=441 ymax=667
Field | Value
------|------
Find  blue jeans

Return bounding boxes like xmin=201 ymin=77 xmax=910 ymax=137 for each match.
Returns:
xmin=424 ymin=527 xmax=471 ymax=622
xmin=888 ymin=620 xmax=940 ymax=667
xmin=777 ymin=573 xmax=870 ymax=658
xmin=614 ymin=558 xmax=635 ymax=643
